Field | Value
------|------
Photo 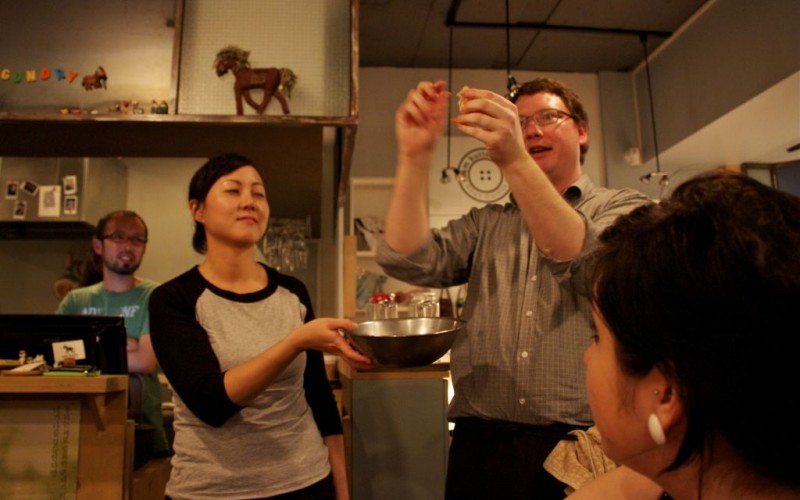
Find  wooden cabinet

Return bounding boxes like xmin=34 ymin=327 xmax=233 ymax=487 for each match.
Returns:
xmin=0 ymin=375 xmax=130 ymax=500
xmin=338 ymin=361 xmax=450 ymax=500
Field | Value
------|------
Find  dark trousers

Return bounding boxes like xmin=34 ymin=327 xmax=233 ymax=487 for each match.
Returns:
xmin=445 ymin=418 xmax=587 ymax=500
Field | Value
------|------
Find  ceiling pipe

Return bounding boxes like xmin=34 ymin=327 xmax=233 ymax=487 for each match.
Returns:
xmin=447 ymin=20 xmax=671 ymax=39
xmin=445 ymin=0 xmax=671 ymax=39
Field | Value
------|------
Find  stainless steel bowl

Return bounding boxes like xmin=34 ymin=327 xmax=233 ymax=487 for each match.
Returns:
xmin=346 ymin=317 xmax=466 ymax=368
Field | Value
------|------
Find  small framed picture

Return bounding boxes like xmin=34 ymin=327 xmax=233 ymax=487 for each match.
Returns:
xmin=52 ymin=339 xmax=87 ymax=366
xmin=39 ymin=185 xmax=61 ymax=217
xmin=21 ymin=180 xmax=39 ymax=196
xmin=63 ymin=175 xmax=77 ymax=195
xmin=5 ymin=180 xmax=19 ymax=199
xmin=64 ymin=195 xmax=78 ymax=215
xmin=12 ymin=200 xmax=27 ymax=219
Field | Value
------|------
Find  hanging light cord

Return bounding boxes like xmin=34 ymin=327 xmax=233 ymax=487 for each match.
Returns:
xmin=505 ymin=0 xmax=511 ymax=77
xmin=441 ymin=26 xmax=458 ymax=183
xmin=447 ymin=26 xmax=453 ymax=170
xmin=505 ymin=0 xmax=519 ymax=99
xmin=641 ymin=33 xmax=661 ymax=174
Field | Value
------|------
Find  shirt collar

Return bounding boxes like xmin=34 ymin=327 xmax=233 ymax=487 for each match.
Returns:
xmin=508 ymin=174 xmax=593 ymax=208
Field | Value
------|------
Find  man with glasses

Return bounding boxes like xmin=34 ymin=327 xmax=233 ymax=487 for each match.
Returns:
xmin=377 ymin=78 xmax=649 ymax=499
xmin=58 ymin=210 xmax=169 ymax=458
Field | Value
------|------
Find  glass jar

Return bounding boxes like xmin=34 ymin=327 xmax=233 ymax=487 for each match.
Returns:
xmin=367 ymin=292 xmax=398 ymax=320
xmin=409 ymin=291 xmax=440 ymax=318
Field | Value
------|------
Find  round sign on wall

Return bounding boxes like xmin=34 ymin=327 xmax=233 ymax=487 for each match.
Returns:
xmin=456 ymin=148 xmax=510 ymax=203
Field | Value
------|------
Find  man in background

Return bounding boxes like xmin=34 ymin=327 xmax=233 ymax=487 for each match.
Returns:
xmin=58 ymin=209 xmax=169 ymax=456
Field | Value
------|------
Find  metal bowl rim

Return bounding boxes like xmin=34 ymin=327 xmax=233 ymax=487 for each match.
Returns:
xmin=349 ymin=317 xmax=466 ymax=338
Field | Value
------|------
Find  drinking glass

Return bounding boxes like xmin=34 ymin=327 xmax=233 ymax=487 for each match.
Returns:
xmin=409 ymin=291 xmax=440 ymax=318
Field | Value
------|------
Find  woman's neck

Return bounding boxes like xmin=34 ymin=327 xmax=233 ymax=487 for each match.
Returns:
xmin=199 ymin=245 xmax=266 ymax=293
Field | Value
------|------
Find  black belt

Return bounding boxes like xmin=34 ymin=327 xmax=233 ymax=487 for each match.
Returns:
xmin=452 ymin=417 xmax=589 ymax=441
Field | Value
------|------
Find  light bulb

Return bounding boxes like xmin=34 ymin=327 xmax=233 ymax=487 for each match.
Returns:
xmin=440 ymin=168 xmax=452 ymax=183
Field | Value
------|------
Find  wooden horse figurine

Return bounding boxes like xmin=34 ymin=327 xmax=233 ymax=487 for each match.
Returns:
xmin=82 ymin=66 xmax=107 ymax=91
xmin=214 ymin=46 xmax=297 ymax=115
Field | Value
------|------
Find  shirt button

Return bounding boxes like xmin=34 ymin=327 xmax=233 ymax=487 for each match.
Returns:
xmin=518 ymin=398 xmax=526 ymax=405
xmin=521 ymin=351 xmax=529 ymax=359
xmin=525 ymin=310 xmax=533 ymax=317
xmin=531 ymin=275 xmax=537 ymax=282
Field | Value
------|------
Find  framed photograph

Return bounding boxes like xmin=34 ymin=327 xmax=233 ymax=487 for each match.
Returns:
xmin=64 ymin=195 xmax=78 ymax=215
xmin=62 ymin=175 xmax=78 ymax=195
xmin=38 ymin=185 xmax=61 ymax=218
xmin=13 ymin=200 xmax=27 ymax=219
xmin=5 ymin=180 xmax=19 ymax=199
xmin=21 ymin=180 xmax=39 ymax=196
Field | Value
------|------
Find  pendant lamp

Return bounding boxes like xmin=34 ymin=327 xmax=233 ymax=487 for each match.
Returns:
xmin=440 ymin=26 xmax=463 ymax=183
xmin=638 ymin=33 xmax=670 ymax=193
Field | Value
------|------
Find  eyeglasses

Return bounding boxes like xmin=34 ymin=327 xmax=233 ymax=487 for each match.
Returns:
xmin=102 ymin=232 xmax=148 ymax=246
xmin=519 ymin=108 xmax=575 ymax=129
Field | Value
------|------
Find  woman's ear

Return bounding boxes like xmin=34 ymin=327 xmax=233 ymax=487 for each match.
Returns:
xmin=648 ymin=368 xmax=685 ymax=438
xmin=189 ymin=199 xmax=203 ymax=223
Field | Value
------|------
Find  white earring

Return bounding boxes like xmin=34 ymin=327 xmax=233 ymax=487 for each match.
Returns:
xmin=648 ymin=413 xmax=666 ymax=445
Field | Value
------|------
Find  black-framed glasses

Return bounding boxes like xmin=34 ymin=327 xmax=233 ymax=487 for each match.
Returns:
xmin=102 ymin=232 xmax=148 ymax=246
xmin=519 ymin=108 xmax=575 ymax=129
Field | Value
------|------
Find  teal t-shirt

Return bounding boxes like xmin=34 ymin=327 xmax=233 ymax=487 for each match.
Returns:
xmin=57 ymin=279 xmax=169 ymax=454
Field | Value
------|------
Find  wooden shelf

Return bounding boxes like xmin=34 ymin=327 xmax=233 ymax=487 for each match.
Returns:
xmin=0 ymin=115 xmax=352 ymax=158
xmin=0 ymin=112 xmax=357 ymax=127
xmin=0 ymin=373 xmax=127 ymax=394
xmin=0 ymin=374 xmax=128 ymax=431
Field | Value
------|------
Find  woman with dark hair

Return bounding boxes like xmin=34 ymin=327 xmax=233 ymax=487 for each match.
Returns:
xmin=149 ymin=153 xmax=372 ymax=499
xmin=575 ymin=171 xmax=800 ymax=499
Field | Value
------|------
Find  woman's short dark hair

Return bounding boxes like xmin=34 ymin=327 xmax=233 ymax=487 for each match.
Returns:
xmin=188 ymin=153 xmax=255 ymax=254
xmin=510 ymin=77 xmax=589 ymax=164
xmin=592 ymin=170 xmax=800 ymax=487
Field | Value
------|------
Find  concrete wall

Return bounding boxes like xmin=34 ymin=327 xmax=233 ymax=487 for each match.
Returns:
xmin=634 ymin=0 xmax=800 ymax=163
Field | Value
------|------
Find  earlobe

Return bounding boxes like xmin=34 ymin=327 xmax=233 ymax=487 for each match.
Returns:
xmin=645 ymin=368 xmax=684 ymax=444
xmin=653 ymin=383 xmax=684 ymax=442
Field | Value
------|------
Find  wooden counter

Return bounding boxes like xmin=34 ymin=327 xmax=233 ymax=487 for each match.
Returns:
xmin=0 ymin=374 xmax=130 ymax=500
xmin=336 ymin=358 xmax=449 ymax=380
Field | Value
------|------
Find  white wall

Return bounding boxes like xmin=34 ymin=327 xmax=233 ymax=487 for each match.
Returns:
xmin=0 ymin=238 xmax=84 ymax=313
xmin=123 ymin=157 xmax=204 ymax=283
xmin=0 ymin=0 xmax=174 ymax=113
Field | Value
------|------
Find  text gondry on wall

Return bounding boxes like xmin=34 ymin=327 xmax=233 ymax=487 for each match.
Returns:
xmin=0 ymin=67 xmax=80 ymax=84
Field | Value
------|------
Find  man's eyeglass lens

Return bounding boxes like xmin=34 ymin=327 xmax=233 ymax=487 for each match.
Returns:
xmin=520 ymin=109 xmax=573 ymax=128
xmin=103 ymin=233 xmax=147 ymax=245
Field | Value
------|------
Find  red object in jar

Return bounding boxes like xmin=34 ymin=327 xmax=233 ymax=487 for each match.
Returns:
xmin=370 ymin=292 xmax=390 ymax=304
